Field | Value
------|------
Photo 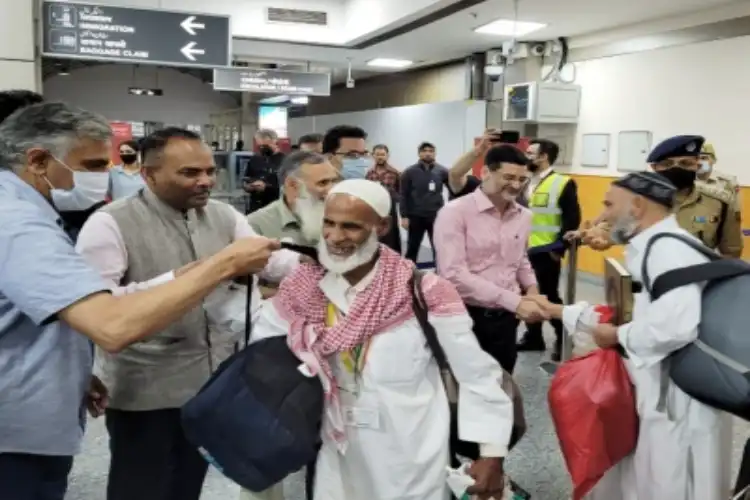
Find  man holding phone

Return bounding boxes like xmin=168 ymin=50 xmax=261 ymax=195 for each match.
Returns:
xmin=447 ymin=130 xmax=520 ymax=199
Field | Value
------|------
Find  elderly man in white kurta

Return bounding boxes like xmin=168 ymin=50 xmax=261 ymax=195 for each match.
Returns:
xmin=247 ymin=179 xmax=514 ymax=500
xmin=536 ymin=171 xmax=731 ymax=499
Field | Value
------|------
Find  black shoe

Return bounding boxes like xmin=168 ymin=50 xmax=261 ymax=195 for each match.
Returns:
xmin=516 ymin=337 xmax=546 ymax=352
xmin=550 ymin=350 xmax=561 ymax=362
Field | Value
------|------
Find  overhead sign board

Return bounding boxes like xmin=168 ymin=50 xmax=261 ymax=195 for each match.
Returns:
xmin=213 ymin=68 xmax=331 ymax=96
xmin=41 ymin=1 xmax=231 ymax=69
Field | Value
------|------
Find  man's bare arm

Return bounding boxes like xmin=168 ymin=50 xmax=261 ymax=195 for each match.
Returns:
xmin=60 ymin=237 xmax=278 ymax=353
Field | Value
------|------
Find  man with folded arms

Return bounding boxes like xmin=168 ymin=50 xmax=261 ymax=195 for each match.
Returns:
xmin=249 ymin=179 xmax=514 ymax=500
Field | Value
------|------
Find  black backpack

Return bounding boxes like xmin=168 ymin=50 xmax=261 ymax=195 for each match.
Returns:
xmin=642 ymin=232 xmax=750 ymax=420
xmin=181 ymin=280 xmax=324 ymax=492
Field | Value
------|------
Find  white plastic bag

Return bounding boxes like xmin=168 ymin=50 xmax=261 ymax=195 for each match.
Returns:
xmin=561 ymin=302 xmax=607 ymax=357
xmin=446 ymin=464 xmax=512 ymax=500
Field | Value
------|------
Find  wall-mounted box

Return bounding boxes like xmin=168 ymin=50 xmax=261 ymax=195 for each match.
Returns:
xmin=617 ymin=130 xmax=652 ymax=172
xmin=580 ymin=133 xmax=611 ymax=168
xmin=503 ymin=81 xmax=581 ymax=124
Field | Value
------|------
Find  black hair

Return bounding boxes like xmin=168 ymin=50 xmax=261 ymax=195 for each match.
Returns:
xmin=0 ymin=90 xmax=44 ymax=124
xmin=119 ymin=139 xmax=139 ymax=152
xmin=140 ymin=127 xmax=201 ymax=165
xmin=484 ymin=144 xmax=529 ymax=172
xmin=530 ymin=138 xmax=560 ymax=165
xmin=298 ymin=133 xmax=323 ymax=146
xmin=373 ymin=144 xmax=389 ymax=153
xmin=418 ymin=142 xmax=435 ymax=152
xmin=322 ymin=125 xmax=367 ymax=154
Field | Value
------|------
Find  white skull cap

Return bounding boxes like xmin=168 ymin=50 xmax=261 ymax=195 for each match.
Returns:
xmin=327 ymin=179 xmax=391 ymax=217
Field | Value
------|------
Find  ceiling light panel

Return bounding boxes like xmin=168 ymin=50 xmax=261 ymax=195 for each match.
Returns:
xmin=474 ymin=19 xmax=547 ymax=37
xmin=366 ymin=58 xmax=413 ymax=68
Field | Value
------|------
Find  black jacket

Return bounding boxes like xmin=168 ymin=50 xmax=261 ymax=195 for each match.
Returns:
xmin=379 ymin=194 xmax=402 ymax=254
xmin=243 ymin=152 xmax=284 ymax=213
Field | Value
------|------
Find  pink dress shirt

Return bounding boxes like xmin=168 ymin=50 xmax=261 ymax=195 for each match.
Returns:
xmin=434 ymin=188 xmax=537 ymax=312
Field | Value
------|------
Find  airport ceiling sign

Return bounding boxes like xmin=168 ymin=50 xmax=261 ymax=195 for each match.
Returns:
xmin=213 ymin=68 xmax=332 ymax=96
xmin=41 ymin=1 xmax=231 ymax=69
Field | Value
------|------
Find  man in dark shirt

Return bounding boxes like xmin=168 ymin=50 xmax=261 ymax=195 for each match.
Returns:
xmin=400 ymin=141 xmax=448 ymax=263
xmin=298 ymin=133 xmax=323 ymax=153
xmin=516 ymin=138 xmax=581 ymax=361
xmin=243 ymin=128 xmax=284 ymax=213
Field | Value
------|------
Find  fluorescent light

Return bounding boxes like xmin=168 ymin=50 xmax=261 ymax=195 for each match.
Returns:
xmin=290 ymin=96 xmax=309 ymax=105
xmin=474 ymin=19 xmax=546 ymax=37
xmin=367 ymin=58 xmax=413 ymax=69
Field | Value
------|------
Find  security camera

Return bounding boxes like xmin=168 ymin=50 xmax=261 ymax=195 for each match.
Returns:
xmin=529 ymin=42 xmax=547 ymax=57
xmin=346 ymin=77 xmax=355 ymax=89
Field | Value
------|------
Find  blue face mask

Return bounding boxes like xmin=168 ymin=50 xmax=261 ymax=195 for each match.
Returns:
xmin=341 ymin=158 xmax=370 ymax=179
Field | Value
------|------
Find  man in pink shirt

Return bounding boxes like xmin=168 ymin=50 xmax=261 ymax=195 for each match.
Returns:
xmin=434 ymin=145 xmax=546 ymax=373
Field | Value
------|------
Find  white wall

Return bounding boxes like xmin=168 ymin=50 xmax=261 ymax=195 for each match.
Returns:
xmin=44 ymin=64 xmax=238 ymax=124
xmin=570 ymin=35 xmax=750 ymax=184
xmin=289 ymin=100 xmax=487 ymax=170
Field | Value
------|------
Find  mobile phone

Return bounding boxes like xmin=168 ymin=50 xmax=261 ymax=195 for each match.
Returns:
xmin=493 ymin=130 xmax=520 ymax=144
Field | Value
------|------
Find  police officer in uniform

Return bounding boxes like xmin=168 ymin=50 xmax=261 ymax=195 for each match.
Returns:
xmin=571 ymin=135 xmax=743 ymax=257
xmin=698 ymin=142 xmax=742 ymax=221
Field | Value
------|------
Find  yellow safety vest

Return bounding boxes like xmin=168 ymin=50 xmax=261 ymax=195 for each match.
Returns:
xmin=528 ymin=172 xmax=570 ymax=248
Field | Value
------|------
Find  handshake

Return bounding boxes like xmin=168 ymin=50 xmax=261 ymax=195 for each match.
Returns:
xmin=515 ymin=294 xmax=564 ymax=323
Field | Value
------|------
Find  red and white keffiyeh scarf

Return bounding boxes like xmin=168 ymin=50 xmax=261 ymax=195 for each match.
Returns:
xmin=272 ymin=245 xmax=417 ymax=449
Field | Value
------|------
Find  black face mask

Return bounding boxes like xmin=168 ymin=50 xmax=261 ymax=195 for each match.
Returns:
xmin=658 ymin=168 xmax=696 ymax=190
xmin=259 ymin=145 xmax=273 ymax=156
xmin=120 ymin=154 xmax=137 ymax=165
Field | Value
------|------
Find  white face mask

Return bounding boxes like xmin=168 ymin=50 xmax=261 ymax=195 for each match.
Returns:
xmin=46 ymin=160 xmax=110 ymax=211
xmin=698 ymin=161 xmax=712 ymax=175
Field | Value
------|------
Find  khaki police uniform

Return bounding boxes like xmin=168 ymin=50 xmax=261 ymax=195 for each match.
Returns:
xmin=675 ymin=183 xmax=742 ymax=257
xmin=698 ymin=169 xmax=741 ymax=216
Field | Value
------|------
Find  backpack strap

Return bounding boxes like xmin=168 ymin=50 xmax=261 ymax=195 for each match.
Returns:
xmin=244 ymin=275 xmax=253 ymax=347
xmin=641 ymin=232 xmax=750 ymax=301
xmin=410 ymin=269 xmax=449 ymax=370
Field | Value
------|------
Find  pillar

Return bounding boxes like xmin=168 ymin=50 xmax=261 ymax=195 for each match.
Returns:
xmin=465 ymin=52 xmax=487 ymax=100
xmin=0 ymin=0 xmax=41 ymax=92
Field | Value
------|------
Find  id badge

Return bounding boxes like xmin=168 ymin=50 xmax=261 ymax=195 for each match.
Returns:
xmin=343 ymin=406 xmax=381 ymax=430
xmin=428 ymin=181 xmax=436 ymax=192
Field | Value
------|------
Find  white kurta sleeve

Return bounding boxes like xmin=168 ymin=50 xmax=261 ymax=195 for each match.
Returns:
xmin=618 ymin=238 xmax=707 ymax=368
xmin=422 ymin=273 xmax=514 ymax=457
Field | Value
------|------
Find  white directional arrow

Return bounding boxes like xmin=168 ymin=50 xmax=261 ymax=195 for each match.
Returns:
xmin=181 ymin=41 xmax=205 ymax=61
xmin=180 ymin=16 xmax=205 ymax=36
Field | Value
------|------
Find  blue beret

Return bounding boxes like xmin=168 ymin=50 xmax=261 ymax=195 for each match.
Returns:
xmin=646 ymin=135 xmax=704 ymax=163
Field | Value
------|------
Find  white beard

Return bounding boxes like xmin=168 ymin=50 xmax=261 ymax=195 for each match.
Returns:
xmin=317 ymin=231 xmax=380 ymax=275
xmin=293 ymin=188 xmax=326 ymax=243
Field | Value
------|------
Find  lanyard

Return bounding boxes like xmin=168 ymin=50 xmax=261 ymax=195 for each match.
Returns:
xmin=326 ymin=303 xmax=371 ymax=382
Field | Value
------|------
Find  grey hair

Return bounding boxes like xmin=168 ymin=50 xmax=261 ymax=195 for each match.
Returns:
xmin=278 ymin=150 xmax=328 ymax=184
xmin=255 ymin=128 xmax=278 ymax=141
xmin=0 ymin=101 xmax=112 ymax=173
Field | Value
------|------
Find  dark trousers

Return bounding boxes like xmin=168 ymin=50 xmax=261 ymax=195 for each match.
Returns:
xmin=0 ymin=453 xmax=73 ymax=500
xmin=467 ymin=306 xmax=521 ymax=374
xmin=105 ymin=408 xmax=208 ymax=500
xmin=524 ymin=251 xmax=564 ymax=347
xmin=405 ymin=215 xmax=436 ymax=263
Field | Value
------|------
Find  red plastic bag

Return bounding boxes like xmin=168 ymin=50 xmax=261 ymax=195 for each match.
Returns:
xmin=548 ymin=348 xmax=638 ymax=500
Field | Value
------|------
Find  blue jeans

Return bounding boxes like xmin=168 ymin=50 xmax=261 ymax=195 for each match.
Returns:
xmin=0 ymin=453 xmax=73 ymax=500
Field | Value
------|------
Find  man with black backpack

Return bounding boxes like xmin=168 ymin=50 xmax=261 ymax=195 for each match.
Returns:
xmin=535 ymin=171 xmax=732 ymax=499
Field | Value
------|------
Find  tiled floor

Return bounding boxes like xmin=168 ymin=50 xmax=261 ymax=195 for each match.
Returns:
xmin=66 ymin=277 xmax=749 ymax=499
